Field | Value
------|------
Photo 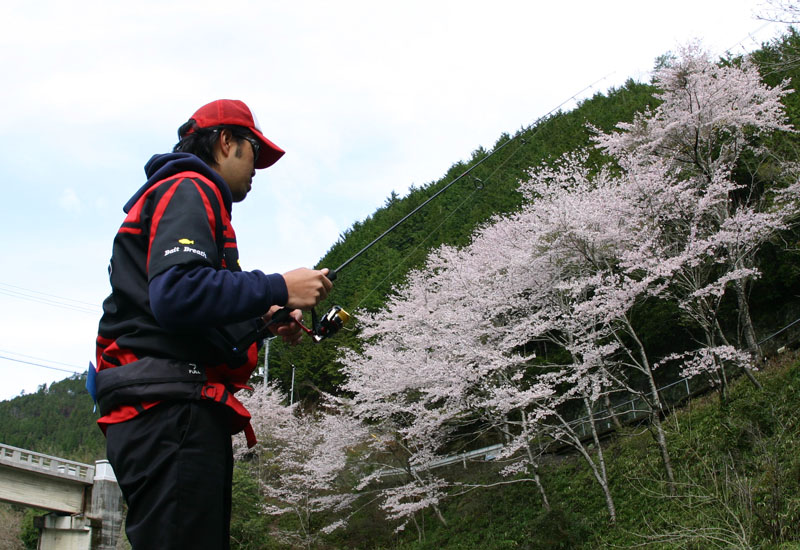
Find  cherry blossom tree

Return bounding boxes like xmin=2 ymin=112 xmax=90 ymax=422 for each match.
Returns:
xmin=594 ymin=43 xmax=799 ymax=388
xmin=481 ymin=151 xmax=683 ymax=498
xmin=341 ymin=254 xmax=522 ymax=532
xmin=234 ymin=383 xmax=368 ymax=549
xmin=336 ymin=41 xmax=800 ymax=535
xmin=343 ymin=171 xmax=633 ymax=522
xmin=341 ymin=232 xmax=567 ymax=529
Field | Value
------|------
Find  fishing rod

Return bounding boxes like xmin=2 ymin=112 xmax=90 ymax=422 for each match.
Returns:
xmin=231 ymin=161 xmax=487 ymax=351
xmin=327 ymin=139 xmax=515 ymax=281
xmin=232 ymin=75 xmax=612 ymax=351
xmin=231 ymin=155 xmax=499 ymax=352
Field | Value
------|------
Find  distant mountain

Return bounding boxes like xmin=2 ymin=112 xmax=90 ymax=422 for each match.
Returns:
xmin=0 ymin=374 xmax=104 ymax=463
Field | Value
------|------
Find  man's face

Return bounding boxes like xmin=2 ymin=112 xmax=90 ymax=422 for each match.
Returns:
xmin=215 ymin=132 xmax=259 ymax=202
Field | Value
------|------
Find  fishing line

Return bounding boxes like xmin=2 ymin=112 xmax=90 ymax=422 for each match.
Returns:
xmin=0 ymin=354 xmax=83 ymax=375
xmin=239 ymin=74 xmax=614 ymax=350
xmin=341 ymin=74 xmax=614 ymax=315
xmin=351 ymin=172 xmax=491 ymax=311
xmin=329 ymin=73 xmax=613 ymax=282
xmin=351 ymin=132 xmax=533 ymax=310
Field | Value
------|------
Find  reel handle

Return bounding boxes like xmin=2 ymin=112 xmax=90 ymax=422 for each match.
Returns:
xmin=232 ymin=268 xmax=340 ymax=352
xmin=269 ymin=307 xmax=295 ymax=325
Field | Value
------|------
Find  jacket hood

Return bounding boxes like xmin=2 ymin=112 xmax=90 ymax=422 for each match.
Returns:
xmin=123 ymin=153 xmax=233 ymax=214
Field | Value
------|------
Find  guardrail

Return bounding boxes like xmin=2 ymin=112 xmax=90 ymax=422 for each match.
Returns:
xmin=379 ymin=444 xmax=505 ymax=477
xmin=384 ymin=343 xmax=796 ymax=477
xmin=0 ymin=443 xmax=94 ymax=484
xmin=569 ymin=375 xmax=705 ymax=440
xmin=376 ymin=372 xmax=707 ymax=478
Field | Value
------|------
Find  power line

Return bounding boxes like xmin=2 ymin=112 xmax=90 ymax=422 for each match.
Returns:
xmin=0 ymin=349 xmax=86 ymax=369
xmin=0 ymin=353 xmax=85 ymax=375
xmin=0 ymin=282 xmax=100 ymax=315
xmin=0 ymin=282 xmax=98 ymax=306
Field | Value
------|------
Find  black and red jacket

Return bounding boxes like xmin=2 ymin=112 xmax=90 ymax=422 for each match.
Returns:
xmin=94 ymin=153 xmax=287 ymax=446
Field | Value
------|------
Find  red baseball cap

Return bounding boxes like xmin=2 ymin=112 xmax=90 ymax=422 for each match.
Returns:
xmin=187 ymin=99 xmax=285 ymax=169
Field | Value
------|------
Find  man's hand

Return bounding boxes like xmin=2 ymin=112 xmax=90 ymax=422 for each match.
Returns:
xmin=282 ymin=268 xmax=333 ymax=310
xmin=263 ymin=306 xmax=305 ymax=345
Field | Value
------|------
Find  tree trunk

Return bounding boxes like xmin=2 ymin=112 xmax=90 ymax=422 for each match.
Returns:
xmin=409 ymin=469 xmax=447 ymax=527
xmin=522 ymin=411 xmax=551 ymax=511
xmin=531 ymin=465 xmax=551 ymax=512
xmin=628 ymin=321 xmax=677 ymax=490
xmin=583 ymin=398 xmax=617 ymax=523
xmin=718 ymin=354 xmax=730 ymax=404
xmin=650 ymin=412 xmax=676 ymax=495
xmin=732 ymin=280 xmax=764 ymax=390
xmin=411 ymin=514 xmax=423 ymax=543
xmin=604 ymin=392 xmax=624 ymax=431
xmin=734 ymin=279 xmax=760 ymax=356
xmin=549 ymin=408 xmax=616 ymax=522
xmin=715 ymin=313 xmax=762 ymax=391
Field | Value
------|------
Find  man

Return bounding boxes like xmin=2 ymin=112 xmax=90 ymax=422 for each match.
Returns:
xmin=92 ymin=99 xmax=332 ymax=549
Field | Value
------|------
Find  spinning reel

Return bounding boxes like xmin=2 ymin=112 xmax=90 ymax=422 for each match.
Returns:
xmin=309 ymin=305 xmax=351 ymax=343
xmin=233 ymin=303 xmax=351 ymax=352
xmin=289 ymin=304 xmax=351 ymax=343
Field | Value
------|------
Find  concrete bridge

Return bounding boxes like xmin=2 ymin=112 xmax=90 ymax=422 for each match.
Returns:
xmin=0 ymin=443 xmax=123 ymax=550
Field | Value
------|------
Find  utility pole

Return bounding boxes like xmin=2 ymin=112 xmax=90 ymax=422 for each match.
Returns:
xmin=289 ymin=364 xmax=296 ymax=405
xmin=262 ymin=336 xmax=276 ymax=383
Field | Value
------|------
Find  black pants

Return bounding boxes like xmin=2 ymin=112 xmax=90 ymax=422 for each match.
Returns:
xmin=106 ymin=400 xmax=234 ymax=550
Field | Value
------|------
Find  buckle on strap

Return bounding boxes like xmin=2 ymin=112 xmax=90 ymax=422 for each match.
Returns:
xmin=202 ymin=383 xmax=229 ymax=405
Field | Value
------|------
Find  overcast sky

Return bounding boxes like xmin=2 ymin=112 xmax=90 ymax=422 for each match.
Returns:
xmin=0 ymin=0 xmax=785 ymax=403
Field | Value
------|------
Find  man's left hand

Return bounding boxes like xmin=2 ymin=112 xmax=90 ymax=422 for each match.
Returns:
xmin=263 ymin=306 xmax=304 ymax=345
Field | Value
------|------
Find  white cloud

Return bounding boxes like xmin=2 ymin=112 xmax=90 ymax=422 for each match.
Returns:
xmin=58 ymin=188 xmax=82 ymax=213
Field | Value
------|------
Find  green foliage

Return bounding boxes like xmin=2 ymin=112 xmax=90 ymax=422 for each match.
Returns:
xmin=369 ymin=356 xmax=800 ymax=550
xmin=19 ymin=509 xmax=40 ymax=550
xmin=230 ymin=464 xmax=286 ymax=550
xmin=0 ymin=374 xmax=105 ymax=462
xmin=395 ymin=480 xmax=594 ymax=550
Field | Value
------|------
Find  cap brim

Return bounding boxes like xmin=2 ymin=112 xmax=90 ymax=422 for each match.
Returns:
xmin=251 ymin=127 xmax=285 ymax=169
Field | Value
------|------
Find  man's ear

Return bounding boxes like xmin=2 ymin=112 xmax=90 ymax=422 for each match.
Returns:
xmin=212 ymin=128 xmax=234 ymax=165
xmin=218 ymin=129 xmax=234 ymax=157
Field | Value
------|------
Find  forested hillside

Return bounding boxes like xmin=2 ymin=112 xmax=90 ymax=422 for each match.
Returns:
xmin=0 ymin=374 xmax=103 ymax=462
xmin=266 ymin=31 xmax=800 ymax=401
xmin=237 ymin=31 xmax=800 ymax=549
xmin=4 ymin=29 xmax=800 ymax=550
xmin=266 ymin=79 xmax=663 ymax=396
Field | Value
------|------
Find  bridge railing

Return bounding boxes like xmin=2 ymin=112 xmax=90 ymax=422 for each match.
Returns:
xmin=0 ymin=443 xmax=94 ymax=484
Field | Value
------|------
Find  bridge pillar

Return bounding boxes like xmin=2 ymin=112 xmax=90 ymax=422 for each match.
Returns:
xmin=36 ymin=460 xmax=124 ymax=550
xmin=35 ymin=514 xmax=91 ymax=550
xmin=87 ymin=459 xmax=124 ymax=550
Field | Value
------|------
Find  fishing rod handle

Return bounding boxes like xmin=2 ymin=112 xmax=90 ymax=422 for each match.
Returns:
xmin=269 ymin=267 xmax=335 ymax=323
xmin=269 ymin=307 xmax=295 ymax=324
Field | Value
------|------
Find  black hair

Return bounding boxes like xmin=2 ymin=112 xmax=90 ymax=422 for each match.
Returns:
xmin=173 ymin=119 xmax=254 ymax=166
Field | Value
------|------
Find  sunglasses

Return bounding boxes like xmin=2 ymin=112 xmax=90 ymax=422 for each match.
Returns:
xmin=243 ymin=135 xmax=261 ymax=164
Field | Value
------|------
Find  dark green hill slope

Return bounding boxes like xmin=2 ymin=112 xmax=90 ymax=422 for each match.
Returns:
xmin=373 ymin=352 xmax=800 ymax=550
xmin=266 ymin=80 xmax=663 ymax=396
xmin=0 ymin=374 xmax=104 ymax=463
xmin=266 ymin=31 xmax=800 ymax=398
